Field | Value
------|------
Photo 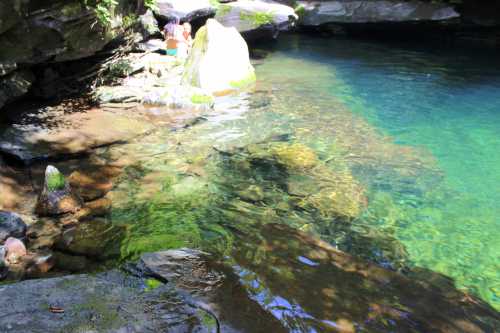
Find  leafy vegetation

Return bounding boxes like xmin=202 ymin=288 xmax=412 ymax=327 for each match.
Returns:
xmin=82 ymin=0 xmax=157 ymax=26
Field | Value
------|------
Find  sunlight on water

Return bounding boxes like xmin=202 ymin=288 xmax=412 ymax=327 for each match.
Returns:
xmin=255 ymin=35 xmax=500 ymax=309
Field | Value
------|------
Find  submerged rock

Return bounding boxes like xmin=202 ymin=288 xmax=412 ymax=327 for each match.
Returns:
xmin=183 ymin=19 xmax=256 ymax=94
xmin=55 ymin=218 xmax=125 ymax=260
xmin=35 ymin=166 xmax=83 ymax=216
xmin=68 ymin=170 xmax=113 ymax=201
xmin=0 ymin=211 xmax=27 ymax=243
xmin=230 ymin=223 xmax=500 ymax=332
xmin=240 ymin=141 xmax=367 ymax=219
xmin=215 ymin=0 xmax=297 ymax=39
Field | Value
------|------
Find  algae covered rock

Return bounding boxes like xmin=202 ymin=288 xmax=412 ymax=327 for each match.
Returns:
xmin=35 ymin=166 xmax=83 ymax=216
xmin=183 ymin=19 xmax=256 ymax=94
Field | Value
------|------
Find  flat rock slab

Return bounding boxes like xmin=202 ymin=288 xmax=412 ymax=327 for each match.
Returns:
xmin=0 ymin=249 xmax=286 ymax=333
xmin=0 ymin=270 xmax=216 ymax=333
xmin=0 ymin=108 xmax=154 ymax=163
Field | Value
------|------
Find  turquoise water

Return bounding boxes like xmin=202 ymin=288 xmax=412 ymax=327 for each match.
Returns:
xmin=257 ymin=35 xmax=500 ymax=308
xmin=86 ymin=34 xmax=500 ymax=327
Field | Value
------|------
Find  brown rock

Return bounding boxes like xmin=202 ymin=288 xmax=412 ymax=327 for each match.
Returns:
xmin=73 ymin=198 xmax=112 ymax=221
xmin=26 ymin=218 xmax=62 ymax=250
xmin=68 ymin=170 xmax=113 ymax=201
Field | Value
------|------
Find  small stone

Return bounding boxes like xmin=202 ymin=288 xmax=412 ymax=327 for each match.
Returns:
xmin=5 ymin=237 xmax=27 ymax=264
xmin=0 ymin=211 xmax=27 ymax=243
xmin=35 ymin=166 xmax=83 ymax=216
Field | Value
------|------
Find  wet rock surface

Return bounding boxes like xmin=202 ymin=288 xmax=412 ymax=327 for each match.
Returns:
xmin=0 ymin=211 xmax=27 ymax=242
xmin=0 ymin=249 xmax=286 ymax=333
xmin=0 ymin=106 xmax=155 ymax=163
xmin=0 ymin=247 xmax=498 ymax=332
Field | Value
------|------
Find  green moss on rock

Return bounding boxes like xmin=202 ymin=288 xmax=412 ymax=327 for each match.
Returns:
xmin=239 ymin=11 xmax=275 ymax=26
xmin=190 ymin=93 xmax=214 ymax=104
xmin=229 ymin=71 xmax=256 ymax=89
xmin=47 ymin=171 xmax=66 ymax=192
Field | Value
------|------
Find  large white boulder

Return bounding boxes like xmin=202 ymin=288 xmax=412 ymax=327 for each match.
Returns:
xmin=182 ymin=19 xmax=256 ymax=94
xmin=297 ymin=1 xmax=460 ymax=25
xmin=215 ymin=0 xmax=297 ymax=37
xmin=154 ymin=0 xmax=216 ymax=21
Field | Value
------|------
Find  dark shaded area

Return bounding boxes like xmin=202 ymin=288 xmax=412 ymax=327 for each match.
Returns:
xmin=229 ymin=222 xmax=500 ymax=332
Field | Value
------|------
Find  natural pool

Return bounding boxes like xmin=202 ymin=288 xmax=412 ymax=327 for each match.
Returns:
xmin=60 ymin=34 xmax=500 ymax=329
xmin=263 ymin=35 xmax=500 ymax=309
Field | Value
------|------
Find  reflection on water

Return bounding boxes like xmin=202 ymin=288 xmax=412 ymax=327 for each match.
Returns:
xmin=72 ymin=34 xmax=500 ymax=327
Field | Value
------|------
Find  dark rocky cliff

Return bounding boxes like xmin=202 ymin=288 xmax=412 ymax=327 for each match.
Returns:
xmin=0 ymin=0 xmax=138 ymax=110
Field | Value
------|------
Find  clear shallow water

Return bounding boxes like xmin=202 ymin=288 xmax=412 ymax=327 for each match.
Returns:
xmin=78 ymin=35 xmax=500 ymax=328
xmin=256 ymin=35 xmax=500 ymax=308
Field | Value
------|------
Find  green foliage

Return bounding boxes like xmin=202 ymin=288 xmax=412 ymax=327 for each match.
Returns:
xmin=82 ymin=0 xmax=118 ymax=26
xmin=108 ymin=59 xmax=133 ymax=78
xmin=123 ymin=13 xmax=138 ymax=28
xmin=144 ymin=0 xmax=158 ymax=12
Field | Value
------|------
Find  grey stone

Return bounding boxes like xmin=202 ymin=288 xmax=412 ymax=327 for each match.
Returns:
xmin=138 ymin=9 xmax=161 ymax=41
xmin=0 ymin=69 xmax=35 ymax=108
xmin=0 ymin=211 xmax=27 ymax=243
xmin=155 ymin=0 xmax=216 ymax=22
xmin=297 ymin=0 xmax=460 ymax=26
xmin=215 ymin=0 xmax=297 ymax=39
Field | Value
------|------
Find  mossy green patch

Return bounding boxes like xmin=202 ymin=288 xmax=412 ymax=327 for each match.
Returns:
xmin=145 ymin=278 xmax=163 ymax=291
xmin=197 ymin=309 xmax=217 ymax=329
xmin=239 ymin=11 xmax=274 ymax=27
xmin=191 ymin=94 xmax=214 ymax=104
xmin=215 ymin=4 xmax=232 ymax=18
xmin=229 ymin=71 xmax=256 ymax=89
xmin=47 ymin=172 xmax=66 ymax=191
xmin=69 ymin=295 xmax=124 ymax=331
